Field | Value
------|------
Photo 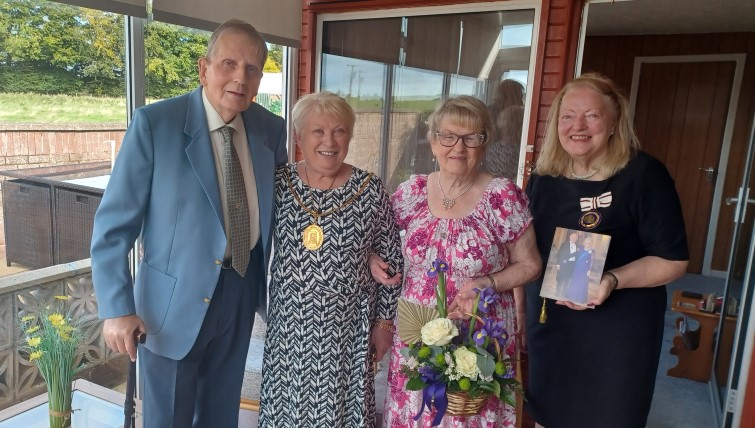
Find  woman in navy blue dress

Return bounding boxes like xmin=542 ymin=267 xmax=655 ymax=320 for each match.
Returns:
xmin=525 ymin=74 xmax=689 ymax=428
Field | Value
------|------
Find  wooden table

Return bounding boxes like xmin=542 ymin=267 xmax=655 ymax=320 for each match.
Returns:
xmin=667 ymin=290 xmax=736 ymax=382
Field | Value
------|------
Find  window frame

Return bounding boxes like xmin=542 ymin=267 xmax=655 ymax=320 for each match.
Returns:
xmin=315 ymin=0 xmax=541 ymax=187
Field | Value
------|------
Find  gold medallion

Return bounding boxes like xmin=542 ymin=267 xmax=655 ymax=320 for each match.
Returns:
xmin=579 ymin=211 xmax=602 ymax=230
xmin=302 ymin=223 xmax=324 ymax=250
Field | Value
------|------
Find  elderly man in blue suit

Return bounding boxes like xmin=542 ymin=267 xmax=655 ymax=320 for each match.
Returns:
xmin=90 ymin=19 xmax=286 ymax=427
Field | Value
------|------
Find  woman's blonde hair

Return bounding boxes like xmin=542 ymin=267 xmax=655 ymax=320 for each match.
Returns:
xmin=291 ymin=91 xmax=356 ymax=136
xmin=535 ymin=73 xmax=639 ymax=178
xmin=427 ymin=96 xmax=494 ymax=147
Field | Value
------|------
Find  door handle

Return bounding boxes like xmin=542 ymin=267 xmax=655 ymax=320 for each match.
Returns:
xmin=726 ymin=187 xmax=755 ymax=223
xmin=699 ymin=167 xmax=716 ymax=183
xmin=725 ymin=197 xmax=755 ymax=205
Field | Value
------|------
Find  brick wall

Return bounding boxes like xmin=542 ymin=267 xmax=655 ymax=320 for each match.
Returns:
xmin=0 ymin=124 xmax=126 ymax=247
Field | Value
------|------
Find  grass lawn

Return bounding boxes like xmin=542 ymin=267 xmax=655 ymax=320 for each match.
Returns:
xmin=0 ymin=92 xmax=437 ymax=124
xmin=0 ymin=92 xmax=126 ymax=123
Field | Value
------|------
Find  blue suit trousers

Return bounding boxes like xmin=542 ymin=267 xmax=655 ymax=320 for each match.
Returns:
xmin=138 ymin=243 xmax=262 ymax=427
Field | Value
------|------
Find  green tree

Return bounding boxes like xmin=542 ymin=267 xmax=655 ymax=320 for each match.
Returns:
xmin=0 ymin=1 xmax=285 ymax=99
xmin=78 ymin=9 xmax=125 ymax=96
xmin=264 ymin=44 xmax=282 ymax=73
xmin=145 ymin=22 xmax=207 ymax=99
xmin=0 ymin=0 xmax=124 ymax=96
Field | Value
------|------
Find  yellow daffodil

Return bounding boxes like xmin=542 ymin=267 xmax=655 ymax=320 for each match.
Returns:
xmin=54 ymin=295 xmax=69 ymax=300
xmin=57 ymin=325 xmax=74 ymax=333
xmin=48 ymin=313 xmax=65 ymax=327
xmin=19 ymin=306 xmax=84 ymax=423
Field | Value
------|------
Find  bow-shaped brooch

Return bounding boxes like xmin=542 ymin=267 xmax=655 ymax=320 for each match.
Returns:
xmin=580 ymin=191 xmax=612 ymax=212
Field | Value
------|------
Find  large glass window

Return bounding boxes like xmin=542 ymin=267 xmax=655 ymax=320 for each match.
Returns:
xmin=0 ymin=1 xmax=128 ymax=279
xmin=320 ymin=7 xmax=536 ymax=190
xmin=144 ymin=21 xmax=285 ymax=114
xmin=0 ymin=0 xmax=130 ymax=412
xmin=0 ymin=1 xmax=288 ymax=414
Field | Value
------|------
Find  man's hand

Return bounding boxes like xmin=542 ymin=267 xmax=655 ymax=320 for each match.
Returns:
xmin=103 ymin=315 xmax=146 ymax=362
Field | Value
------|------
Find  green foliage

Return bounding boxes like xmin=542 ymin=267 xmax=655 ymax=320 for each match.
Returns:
xmin=267 ymin=97 xmax=282 ymax=116
xmin=0 ymin=1 xmax=283 ymax=100
xmin=0 ymin=0 xmax=125 ymax=97
xmin=405 ymin=377 xmax=427 ymax=391
xmin=145 ymin=21 xmax=208 ymax=99
xmin=264 ymin=44 xmax=282 ymax=73
xmin=0 ymin=65 xmax=84 ymax=94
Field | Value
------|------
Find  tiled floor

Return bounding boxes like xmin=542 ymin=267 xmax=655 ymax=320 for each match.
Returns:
xmin=0 ymin=245 xmax=31 ymax=277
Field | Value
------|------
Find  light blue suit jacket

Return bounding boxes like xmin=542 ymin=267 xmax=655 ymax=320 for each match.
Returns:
xmin=91 ymin=87 xmax=287 ymax=360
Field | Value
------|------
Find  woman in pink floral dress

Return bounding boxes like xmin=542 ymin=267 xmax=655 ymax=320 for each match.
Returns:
xmin=377 ymin=96 xmax=541 ymax=428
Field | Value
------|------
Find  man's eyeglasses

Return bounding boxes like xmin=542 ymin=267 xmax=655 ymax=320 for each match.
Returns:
xmin=434 ymin=131 xmax=486 ymax=148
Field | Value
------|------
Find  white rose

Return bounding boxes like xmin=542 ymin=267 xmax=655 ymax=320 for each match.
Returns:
xmin=420 ymin=318 xmax=458 ymax=346
xmin=453 ymin=347 xmax=480 ymax=380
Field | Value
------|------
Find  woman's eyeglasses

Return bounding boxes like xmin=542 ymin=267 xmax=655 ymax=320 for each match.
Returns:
xmin=434 ymin=131 xmax=486 ymax=148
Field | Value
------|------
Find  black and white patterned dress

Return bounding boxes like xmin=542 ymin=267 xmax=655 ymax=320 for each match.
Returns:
xmin=259 ymin=164 xmax=403 ymax=428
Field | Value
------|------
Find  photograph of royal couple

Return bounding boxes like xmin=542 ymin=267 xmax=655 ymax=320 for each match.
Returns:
xmin=540 ymin=228 xmax=611 ymax=305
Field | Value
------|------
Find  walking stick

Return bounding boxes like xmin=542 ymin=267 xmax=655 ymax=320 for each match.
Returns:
xmin=124 ymin=332 xmax=146 ymax=428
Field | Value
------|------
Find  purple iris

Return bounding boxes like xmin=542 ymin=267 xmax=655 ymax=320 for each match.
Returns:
xmin=483 ymin=319 xmax=509 ymax=345
xmin=456 ymin=323 xmax=470 ymax=340
xmin=477 ymin=286 xmax=500 ymax=314
xmin=473 ymin=328 xmax=488 ymax=346
xmin=418 ymin=365 xmax=442 ymax=383
xmin=427 ymin=258 xmax=449 ymax=278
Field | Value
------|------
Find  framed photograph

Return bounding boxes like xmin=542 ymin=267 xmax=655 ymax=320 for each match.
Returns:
xmin=539 ymin=227 xmax=612 ymax=306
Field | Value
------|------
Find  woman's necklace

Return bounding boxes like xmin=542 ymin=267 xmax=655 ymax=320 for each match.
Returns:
xmin=303 ymin=163 xmax=338 ymax=197
xmin=569 ymin=159 xmax=598 ymax=180
xmin=300 ymin=163 xmax=337 ymax=251
xmin=437 ymin=173 xmax=475 ymax=210
xmin=286 ymin=164 xmax=372 ymax=251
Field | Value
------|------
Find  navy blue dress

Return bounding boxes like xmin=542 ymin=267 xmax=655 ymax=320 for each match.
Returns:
xmin=524 ymin=151 xmax=689 ymax=428
xmin=566 ymin=248 xmax=592 ymax=304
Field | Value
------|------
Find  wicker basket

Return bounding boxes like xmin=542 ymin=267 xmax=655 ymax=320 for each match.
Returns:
xmin=445 ymin=391 xmax=490 ymax=416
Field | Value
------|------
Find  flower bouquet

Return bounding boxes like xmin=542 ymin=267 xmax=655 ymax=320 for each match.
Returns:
xmin=397 ymin=259 xmax=521 ymax=426
xmin=19 ymin=296 xmax=84 ymax=428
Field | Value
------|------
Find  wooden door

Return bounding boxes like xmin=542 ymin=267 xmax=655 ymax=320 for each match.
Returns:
xmin=633 ymin=61 xmax=736 ymax=273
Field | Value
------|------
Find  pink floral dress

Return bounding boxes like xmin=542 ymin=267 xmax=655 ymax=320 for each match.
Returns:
xmin=383 ymin=174 xmax=532 ymax=428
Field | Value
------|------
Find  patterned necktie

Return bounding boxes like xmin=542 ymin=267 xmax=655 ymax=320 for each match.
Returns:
xmin=220 ymin=126 xmax=250 ymax=276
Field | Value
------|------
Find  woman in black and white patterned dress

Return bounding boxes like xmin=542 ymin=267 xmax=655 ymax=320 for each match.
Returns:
xmin=259 ymin=92 xmax=403 ymax=428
